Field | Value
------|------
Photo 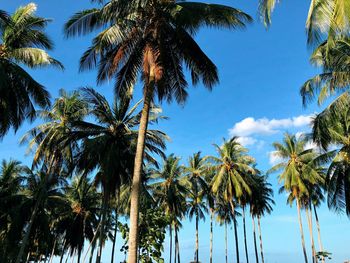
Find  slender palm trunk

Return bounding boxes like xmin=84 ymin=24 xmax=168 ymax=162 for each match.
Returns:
xmin=195 ymin=212 xmax=199 ymax=263
xmin=89 ymin=243 xmax=96 ymax=263
xmin=296 ymin=198 xmax=308 ymax=263
xmin=127 ymin=78 xmax=154 ymax=263
xmin=49 ymin=238 xmax=57 ymax=263
xmin=257 ymin=216 xmax=264 ymax=263
xmin=96 ymin=196 xmax=108 ymax=263
xmin=77 ymin=252 xmax=81 ymax=263
xmin=16 ymin=199 xmax=40 ymax=263
xmin=230 ymin=202 xmax=240 ymax=263
xmin=169 ymin=225 xmax=173 ymax=263
xmin=313 ymin=205 xmax=325 ymax=263
xmin=225 ymin=222 xmax=228 ymax=263
xmin=210 ymin=209 xmax=214 ymax=263
xmin=252 ymin=217 xmax=259 ymax=263
xmin=243 ymin=206 xmax=249 ymax=263
xmin=59 ymin=239 xmax=67 ymax=263
xmin=175 ymin=224 xmax=180 ymax=263
xmin=111 ymin=210 xmax=118 ymax=263
xmin=306 ymin=207 xmax=317 ymax=263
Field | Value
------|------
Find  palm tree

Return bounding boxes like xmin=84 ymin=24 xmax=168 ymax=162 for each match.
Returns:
xmin=57 ymin=175 xmax=101 ymax=263
xmin=211 ymin=137 xmax=255 ymax=263
xmin=151 ymin=154 xmax=188 ymax=263
xmin=16 ymin=166 xmax=66 ymax=263
xmin=269 ymin=133 xmax=324 ymax=263
xmin=301 ymin=38 xmax=350 ymax=108
xmin=312 ymin=93 xmax=350 ymax=216
xmin=0 ymin=3 xmax=63 ymax=138
xmin=185 ymin=152 xmax=209 ymax=263
xmin=259 ymin=0 xmax=350 ymax=44
xmin=215 ymin=195 xmax=234 ymax=263
xmin=250 ymin=175 xmax=274 ymax=263
xmin=69 ymin=88 xmax=167 ymax=263
xmin=21 ymin=89 xmax=88 ymax=170
xmin=204 ymin=168 xmax=216 ymax=263
xmin=65 ymin=2 xmax=251 ymax=261
xmin=0 ymin=159 xmax=25 ymax=261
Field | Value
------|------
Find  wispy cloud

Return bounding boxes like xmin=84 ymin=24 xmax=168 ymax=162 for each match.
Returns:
xmin=228 ymin=114 xmax=314 ymax=147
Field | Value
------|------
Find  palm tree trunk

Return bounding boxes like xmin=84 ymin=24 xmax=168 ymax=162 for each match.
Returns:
xmin=257 ymin=216 xmax=264 ymax=263
xmin=96 ymin=196 xmax=108 ymax=263
xmin=296 ymin=198 xmax=308 ymax=263
xmin=49 ymin=238 xmax=57 ymax=263
xmin=111 ymin=210 xmax=118 ymax=263
xmin=89 ymin=243 xmax=96 ymax=263
xmin=77 ymin=252 xmax=81 ymax=263
xmin=169 ymin=225 xmax=173 ymax=263
xmin=225 ymin=222 xmax=228 ymax=263
xmin=175 ymin=224 xmax=180 ymax=263
xmin=252 ymin=217 xmax=259 ymax=263
xmin=59 ymin=239 xmax=67 ymax=263
xmin=127 ymin=78 xmax=154 ymax=263
xmin=210 ymin=209 xmax=214 ymax=263
xmin=313 ymin=205 xmax=324 ymax=263
xmin=16 ymin=199 xmax=40 ymax=263
xmin=243 ymin=206 xmax=249 ymax=263
xmin=306 ymin=206 xmax=317 ymax=263
xmin=230 ymin=201 xmax=240 ymax=263
xmin=195 ymin=213 xmax=199 ymax=263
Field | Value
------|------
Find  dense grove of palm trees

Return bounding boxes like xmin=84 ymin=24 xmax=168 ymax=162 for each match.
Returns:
xmin=1 ymin=0 xmax=350 ymax=263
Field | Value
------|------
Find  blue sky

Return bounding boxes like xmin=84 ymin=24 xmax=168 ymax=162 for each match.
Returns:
xmin=1 ymin=0 xmax=350 ymax=262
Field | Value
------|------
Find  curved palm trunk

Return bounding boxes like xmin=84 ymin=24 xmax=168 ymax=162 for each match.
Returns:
xmin=195 ymin=212 xmax=199 ymax=263
xmin=111 ymin=210 xmax=118 ymax=263
xmin=296 ymin=198 xmax=308 ymax=263
xmin=306 ymin=207 xmax=317 ymax=263
xmin=170 ymin=225 xmax=173 ymax=263
xmin=175 ymin=224 xmax=180 ymax=263
xmin=127 ymin=78 xmax=154 ymax=263
xmin=225 ymin=222 xmax=228 ymax=263
xmin=313 ymin=205 xmax=325 ymax=263
xmin=16 ymin=199 xmax=40 ymax=263
xmin=230 ymin=202 xmax=240 ymax=263
xmin=242 ymin=206 xmax=249 ymax=263
xmin=252 ymin=217 xmax=259 ymax=263
xmin=77 ymin=252 xmax=81 ymax=263
xmin=210 ymin=209 xmax=214 ymax=263
xmin=96 ymin=196 xmax=108 ymax=263
xmin=257 ymin=216 xmax=264 ymax=263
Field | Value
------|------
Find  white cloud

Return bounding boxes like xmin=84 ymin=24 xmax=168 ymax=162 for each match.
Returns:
xmin=268 ymin=151 xmax=284 ymax=165
xmin=236 ymin=136 xmax=257 ymax=146
xmin=228 ymin=114 xmax=314 ymax=138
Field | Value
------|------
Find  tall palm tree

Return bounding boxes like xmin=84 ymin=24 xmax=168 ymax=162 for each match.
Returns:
xmin=185 ymin=152 xmax=208 ymax=263
xmin=16 ymin=166 xmax=66 ymax=263
xmin=215 ymin=195 xmax=235 ymax=263
xmin=0 ymin=159 xmax=25 ymax=261
xmin=269 ymin=133 xmax=324 ymax=263
xmin=69 ymin=88 xmax=167 ymax=263
xmin=211 ymin=137 xmax=255 ymax=263
xmin=56 ymin=175 xmax=101 ymax=263
xmin=250 ymin=175 xmax=274 ymax=263
xmin=0 ymin=3 xmax=63 ymax=138
xmin=204 ymin=168 xmax=216 ymax=263
xmin=65 ymin=2 xmax=251 ymax=261
xmin=151 ymin=154 xmax=188 ymax=263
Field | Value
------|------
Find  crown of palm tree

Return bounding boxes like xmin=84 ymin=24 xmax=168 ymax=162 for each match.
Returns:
xmin=65 ymin=0 xmax=252 ymax=102
xmin=0 ymin=4 xmax=63 ymax=138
